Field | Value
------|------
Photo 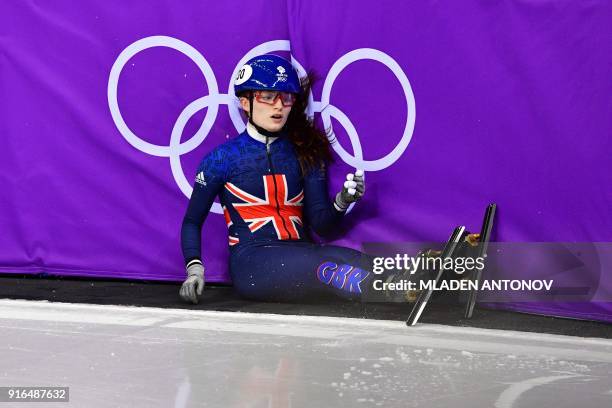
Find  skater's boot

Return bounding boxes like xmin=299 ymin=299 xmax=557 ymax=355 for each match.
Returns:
xmin=380 ymin=248 xmax=441 ymax=303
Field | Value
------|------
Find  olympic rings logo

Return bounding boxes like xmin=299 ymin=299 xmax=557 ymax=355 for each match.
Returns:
xmin=107 ymin=36 xmax=416 ymax=214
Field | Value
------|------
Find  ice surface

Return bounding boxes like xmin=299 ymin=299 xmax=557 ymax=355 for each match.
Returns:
xmin=0 ymin=299 xmax=611 ymax=408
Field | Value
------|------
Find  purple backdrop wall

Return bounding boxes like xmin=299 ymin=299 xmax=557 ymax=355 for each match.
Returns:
xmin=1 ymin=1 xmax=611 ymax=321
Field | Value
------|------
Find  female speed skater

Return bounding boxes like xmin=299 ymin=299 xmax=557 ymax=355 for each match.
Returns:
xmin=179 ymin=54 xmax=476 ymax=304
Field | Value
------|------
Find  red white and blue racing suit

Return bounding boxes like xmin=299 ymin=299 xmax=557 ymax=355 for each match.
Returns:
xmin=181 ymin=124 xmax=375 ymax=301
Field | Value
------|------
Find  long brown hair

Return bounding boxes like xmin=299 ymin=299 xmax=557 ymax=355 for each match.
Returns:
xmin=285 ymin=73 xmax=335 ymax=175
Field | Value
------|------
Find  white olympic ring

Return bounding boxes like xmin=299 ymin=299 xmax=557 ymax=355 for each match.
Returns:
xmin=107 ymin=36 xmax=416 ymax=214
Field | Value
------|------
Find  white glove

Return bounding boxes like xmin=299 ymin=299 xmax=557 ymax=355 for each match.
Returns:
xmin=334 ymin=170 xmax=365 ymax=211
xmin=179 ymin=262 xmax=205 ymax=304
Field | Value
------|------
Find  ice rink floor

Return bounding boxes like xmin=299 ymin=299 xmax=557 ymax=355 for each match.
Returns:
xmin=1 ymin=299 xmax=611 ymax=408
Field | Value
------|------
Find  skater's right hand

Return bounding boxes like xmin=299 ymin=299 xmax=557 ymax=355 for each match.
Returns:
xmin=179 ymin=262 xmax=205 ymax=304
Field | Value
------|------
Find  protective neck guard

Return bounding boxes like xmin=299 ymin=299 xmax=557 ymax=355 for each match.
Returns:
xmin=248 ymin=118 xmax=287 ymax=139
xmin=246 ymin=122 xmax=280 ymax=144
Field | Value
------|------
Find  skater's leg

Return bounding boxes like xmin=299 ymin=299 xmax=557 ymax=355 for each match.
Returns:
xmin=229 ymin=242 xmax=376 ymax=302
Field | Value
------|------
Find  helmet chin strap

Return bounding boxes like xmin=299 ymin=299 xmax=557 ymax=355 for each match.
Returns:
xmin=248 ymin=93 xmax=287 ymax=138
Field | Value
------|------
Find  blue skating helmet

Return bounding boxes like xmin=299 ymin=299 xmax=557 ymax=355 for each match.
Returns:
xmin=234 ymin=54 xmax=301 ymax=95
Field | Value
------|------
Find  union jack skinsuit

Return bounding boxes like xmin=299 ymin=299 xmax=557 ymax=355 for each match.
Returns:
xmin=181 ymin=126 xmax=374 ymax=301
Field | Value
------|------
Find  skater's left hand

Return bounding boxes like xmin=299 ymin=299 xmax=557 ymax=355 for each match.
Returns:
xmin=334 ymin=170 xmax=365 ymax=211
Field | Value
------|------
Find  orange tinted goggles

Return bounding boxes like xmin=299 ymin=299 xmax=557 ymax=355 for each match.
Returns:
xmin=254 ymin=91 xmax=296 ymax=107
